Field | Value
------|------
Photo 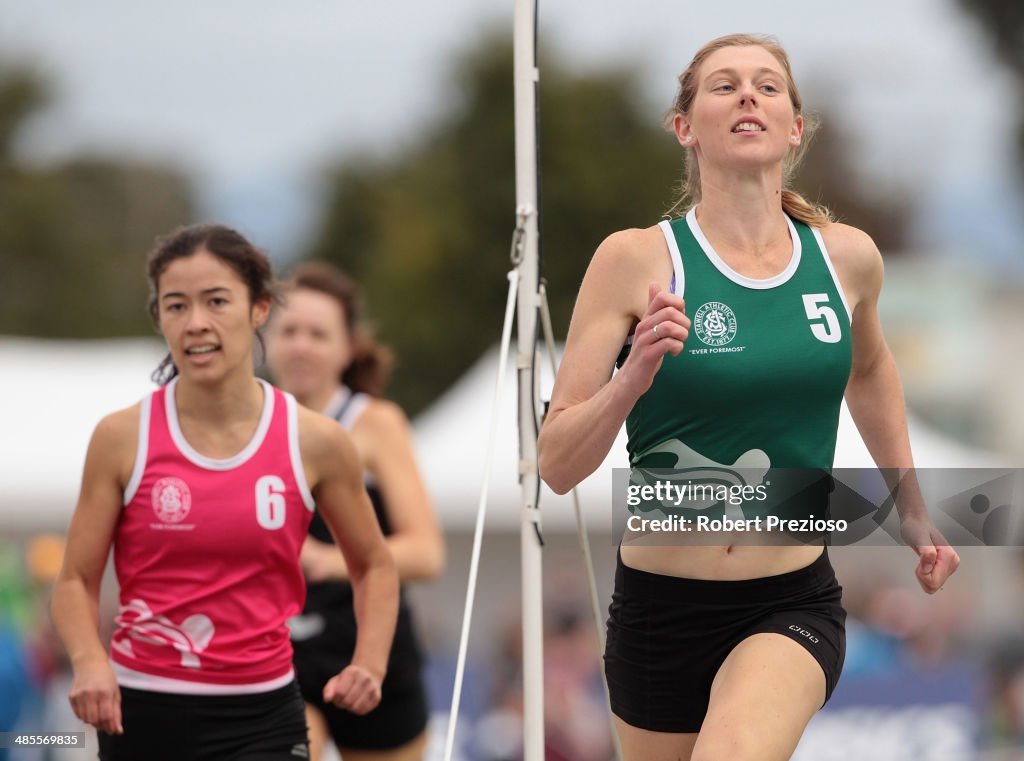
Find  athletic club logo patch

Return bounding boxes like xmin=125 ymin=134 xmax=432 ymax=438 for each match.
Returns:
xmin=693 ymin=301 xmax=738 ymax=346
xmin=152 ymin=477 xmax=192 ymax=523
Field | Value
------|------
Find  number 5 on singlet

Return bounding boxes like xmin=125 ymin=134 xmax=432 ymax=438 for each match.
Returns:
xmin=255 ymin=475 xmax=287 ymax=530
xmin=802 ymin=293 xmax=842 ymax=344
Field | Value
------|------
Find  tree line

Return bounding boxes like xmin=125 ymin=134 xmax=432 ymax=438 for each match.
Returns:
xmin=2 ymin=6 xmax=1019 ymax=414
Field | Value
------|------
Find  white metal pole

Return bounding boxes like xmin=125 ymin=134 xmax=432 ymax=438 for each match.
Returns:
xmin=513 ymin=0 xmax=544 ymax=758
xmin=441 ymin=272 xmax=521 ymax=761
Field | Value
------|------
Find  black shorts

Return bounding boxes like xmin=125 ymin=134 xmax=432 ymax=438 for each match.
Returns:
xmin=604 ymin=548 xmax=846 ymax=733
xmin=97 ymin=681 xmax=308 ymax=761
xmin=292 ymin=610 xmax=428 ymax=751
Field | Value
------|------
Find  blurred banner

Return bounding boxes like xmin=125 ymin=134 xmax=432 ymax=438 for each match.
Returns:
xmin=614 ymin=468 xmax=1024 ymax=546
xmin=794 ymin=662 xmax=981 ymax=761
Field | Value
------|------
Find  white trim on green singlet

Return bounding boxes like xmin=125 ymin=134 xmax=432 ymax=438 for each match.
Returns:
xmin=685 ymin=206 xmax=802 ymax=290
xmin=811 ymin=227 xmax=853 ymax=324
xmin=657 ymin=220 xmax=685 ymax=298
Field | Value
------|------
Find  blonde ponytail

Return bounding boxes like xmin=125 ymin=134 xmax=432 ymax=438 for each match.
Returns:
xmin=781 ymin=189 xmax=832 ymax=228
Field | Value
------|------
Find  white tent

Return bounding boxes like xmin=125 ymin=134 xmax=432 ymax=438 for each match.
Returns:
xmin=0 ymin=338 xmax=1005 ymax=533
xmin=2 ymin=337 xmax=167 ymax=531
xmin=413 ymin=345 xmax=1007 ymax=532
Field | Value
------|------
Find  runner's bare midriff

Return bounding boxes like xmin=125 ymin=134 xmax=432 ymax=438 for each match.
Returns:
xmin=619 ymin=542 xmax=824 ymax=581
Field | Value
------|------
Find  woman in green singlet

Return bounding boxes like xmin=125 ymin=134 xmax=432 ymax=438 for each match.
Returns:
xmin=538 ymin=33 xmax=960 ymax=761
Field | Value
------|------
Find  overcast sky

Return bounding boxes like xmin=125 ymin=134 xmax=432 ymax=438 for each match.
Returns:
xmin=1 ymin=0 xmax=1021 ymax=268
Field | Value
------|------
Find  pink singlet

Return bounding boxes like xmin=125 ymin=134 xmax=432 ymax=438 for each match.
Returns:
xmin=110 ymin=377 xmax=315 ymax=694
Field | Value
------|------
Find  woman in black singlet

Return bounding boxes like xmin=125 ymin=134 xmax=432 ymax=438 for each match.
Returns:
xmin=267 ymin=262 xmax=444 ymax=761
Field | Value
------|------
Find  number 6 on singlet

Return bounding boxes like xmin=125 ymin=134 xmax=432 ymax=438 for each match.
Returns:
xmin=255 ymin=475 xmax=287 ymax=530
xmin=802 ymin=293 xmax=842 ymax=344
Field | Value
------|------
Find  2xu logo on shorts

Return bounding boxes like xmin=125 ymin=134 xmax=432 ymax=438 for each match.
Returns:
xmin=788 ymin=624 xmax=819 ymax=644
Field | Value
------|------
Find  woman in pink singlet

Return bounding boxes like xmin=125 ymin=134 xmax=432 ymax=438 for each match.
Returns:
xmin=50 ymin=224 xmax=400 ymax=761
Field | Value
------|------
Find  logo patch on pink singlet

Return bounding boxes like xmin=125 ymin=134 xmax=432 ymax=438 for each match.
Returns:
xmin=112 ymin=598 xmax=215 ymax=669
xmin=151 ymin=477 xmax=192 ymax=523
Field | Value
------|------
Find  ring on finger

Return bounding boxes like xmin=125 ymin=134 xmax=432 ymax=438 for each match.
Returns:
xmin=653 ymin=323 xmax=660 ymax=337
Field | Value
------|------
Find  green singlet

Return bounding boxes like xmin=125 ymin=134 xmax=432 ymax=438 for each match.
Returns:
xmin=624 ymin=207 xmax=853 ymax=521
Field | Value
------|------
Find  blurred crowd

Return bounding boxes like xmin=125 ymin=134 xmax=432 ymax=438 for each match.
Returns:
xmin=5 ymin=536 xmax=1024 ymax=760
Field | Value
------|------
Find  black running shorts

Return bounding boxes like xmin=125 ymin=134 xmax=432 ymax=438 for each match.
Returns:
xmin=604 ymin=548 xmax=846 ymax=733
xmin=97 ymin=681 xmax=309 ymax=761
xmin=293 ymin=627 xmax=429 ymax=751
